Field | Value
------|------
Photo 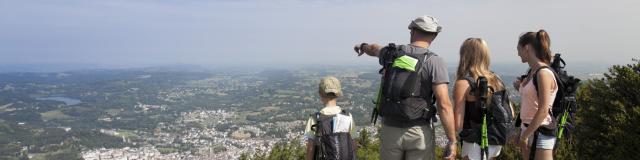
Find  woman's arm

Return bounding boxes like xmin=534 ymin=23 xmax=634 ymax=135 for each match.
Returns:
xmin=520 ymin=69 xmax=555 ymax=139
xmin=453 ymin=80 xmax=469 ymax=132
xmin=510 ymin=102 xmax=516 ymax=121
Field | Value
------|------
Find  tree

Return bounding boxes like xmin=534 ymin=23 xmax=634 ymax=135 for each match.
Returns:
xmin=356 ymin=128 xmax=380 ymax=160
xmin=248 ymin=139 xmax=305 ymax=160
xmin=573 ymin=59 xmax=640 ymax=159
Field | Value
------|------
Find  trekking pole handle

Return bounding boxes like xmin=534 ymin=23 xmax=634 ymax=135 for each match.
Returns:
xmin=478 ymin=76 xmax=489 ymax=102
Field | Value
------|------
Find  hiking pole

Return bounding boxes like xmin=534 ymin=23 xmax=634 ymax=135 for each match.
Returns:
xmin=371 ymin=81 xmax=382 ymax=124
xmin=356 ymin=42 xmax=381 ymax=125
xmin=478 ymin=77 xmax=489 ymax=160
xmin=553 ymin=97 xmax=575 ymax=153
xmin=557 ymin=97 xmax=575 ymax=139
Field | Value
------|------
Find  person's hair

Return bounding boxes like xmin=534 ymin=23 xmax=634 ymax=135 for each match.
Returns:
xmin=518 ymin=29 xmax=552 ymax=64
xmin=411 ymin=29 xmax=438 ymax=42
xmin=456 ymin=38 xmax=504 ymax=91
xmin=320 ymin=92 xmax=338 ymax=99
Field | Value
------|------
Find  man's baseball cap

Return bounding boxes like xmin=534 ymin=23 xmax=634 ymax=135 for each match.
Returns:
xmin=408 ymin=15 xmax=442 ymax=33
xmin=319 ymin=76 xmax=342 ymax=97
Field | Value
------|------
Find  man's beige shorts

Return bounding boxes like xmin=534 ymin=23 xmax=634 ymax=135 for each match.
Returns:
xmin=380 ymin=123 xmax=435 ymax=160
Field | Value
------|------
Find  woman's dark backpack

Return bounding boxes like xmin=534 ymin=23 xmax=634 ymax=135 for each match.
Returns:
xmin=459 ymin=74 xmax=515 ymax=145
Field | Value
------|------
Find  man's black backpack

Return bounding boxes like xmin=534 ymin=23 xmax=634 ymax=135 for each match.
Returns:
xmin=311 ymin=110 xmax=354 ymax=160
xmin=459 ymin=74 xmax=514 ymax=146
xmin=372 ymin=43 xmax=437 ymax=126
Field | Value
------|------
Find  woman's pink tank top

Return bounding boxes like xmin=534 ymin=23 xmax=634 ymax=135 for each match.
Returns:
xmin=519 ymin=68 xmax=558 ymax=126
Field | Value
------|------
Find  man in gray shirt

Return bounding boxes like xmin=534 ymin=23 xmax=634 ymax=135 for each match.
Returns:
xmin=354 ymin=15 xmax=457 ymax=160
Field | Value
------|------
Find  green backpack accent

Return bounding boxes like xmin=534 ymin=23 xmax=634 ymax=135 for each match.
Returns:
xmin=392 ymin=55 xmax=419 ymax=72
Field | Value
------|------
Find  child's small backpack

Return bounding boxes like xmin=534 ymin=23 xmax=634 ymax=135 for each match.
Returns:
xmin=311 ymin=110 xmax=354 ymax=160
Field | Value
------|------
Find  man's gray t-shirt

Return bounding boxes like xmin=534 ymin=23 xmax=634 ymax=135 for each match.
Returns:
xmin=378 ymin=44 xmax=450 ymax=127
xmin=405 ymin=45 xmax=450 ymax=98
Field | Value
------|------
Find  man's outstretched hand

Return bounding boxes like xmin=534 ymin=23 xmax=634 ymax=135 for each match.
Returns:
xmin=353 ymin=43 xmax=367 ymax=56
xmin=353 ymin=43 xmax=381 ymax=57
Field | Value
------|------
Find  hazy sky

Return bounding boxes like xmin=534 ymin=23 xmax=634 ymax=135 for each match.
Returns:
xmin=1 ymin=0 xmax=639 ymax=68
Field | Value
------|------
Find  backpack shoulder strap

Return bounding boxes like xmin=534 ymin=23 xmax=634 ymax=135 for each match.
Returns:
xmin=532 ymin=66 xmax=551 ymax=93
xmin=533 ymin=66 xmax=564 ymax=96
xmin=423 ymin=50 xmax=436 ymax=64
xmin=405 ymin=48 xmax=435 ymax=70
xmin=415 ymin=51 xmax=434 ymax=74
xmin=464 ymin=74 xmax=477 ymax=92
xmin=532 ymin=66 xmax=561 ymax=119
xmin=311 ymin=112 xmax=322 ymax=134
xmin=339 ymin=109 xmax=350 ymax=116
xmin=400 ymin=50 xmax=435 ymax=98
xmin=309 ymin=112 xmax=322 ymax=121
xmin=493 ymin=73 xmax=510 ymax=101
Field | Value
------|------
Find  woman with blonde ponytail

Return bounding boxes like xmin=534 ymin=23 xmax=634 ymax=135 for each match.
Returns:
xmin=454 ymin=38 xmax=512 ymax=160
xmin=514 ymin=29 xmax=557 ymax=160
